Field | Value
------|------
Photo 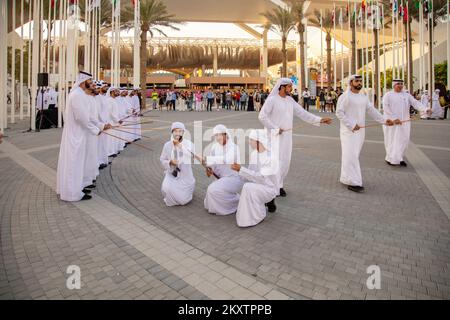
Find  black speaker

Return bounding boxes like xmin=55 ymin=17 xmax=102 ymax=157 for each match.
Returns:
xmin=38 ymin=73 xmax=49 ymax=87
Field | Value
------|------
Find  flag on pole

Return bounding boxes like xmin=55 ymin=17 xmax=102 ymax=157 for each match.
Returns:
xmin=358 ymin=7 xmax=363 ymax=25
xmin=362 ymin=0 xmax=366 ymax=12
xmin=403 ymin=3 xmax=408 ymax=23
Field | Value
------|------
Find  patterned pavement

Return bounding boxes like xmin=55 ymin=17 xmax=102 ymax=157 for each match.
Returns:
xmin=1 ymin=110 xmax=450 ymax=300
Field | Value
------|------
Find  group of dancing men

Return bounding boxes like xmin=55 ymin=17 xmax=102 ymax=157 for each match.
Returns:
xmin=56 ymin=71 xmax=142 ymax=201
xmin=56 ymin=72 xmax=432 ymax=228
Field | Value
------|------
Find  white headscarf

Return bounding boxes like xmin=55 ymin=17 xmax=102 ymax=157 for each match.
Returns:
xmin=72 ymin=71 xmax=92 ymax=90
xmin=392 ymin=79 xmax=404 ymax=86
xmin=106 ymin=86 xmax=115 ymax=96
xmin=171 ymin=122 xmax=185 ymax=132
xmin=213 ymin=124 xmax=228 ymax=136
xmin=268 ymin=78 xmax=293 ymax=99
xmin=249 ymin=129 xmax=269 ymax=150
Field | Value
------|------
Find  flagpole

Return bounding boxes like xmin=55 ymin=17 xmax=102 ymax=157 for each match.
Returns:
xmin=371 ymin=4 xmax=375 ymax=105
xmin=333 ymin=2 xmax=337 ymax=90
xmin=347 ymin=0 xmax=351 ymax=78
xmin=133 ymin=0 xmax=140 ymax=88
xmin=320 ymin=9 xmax=323 ymax=89
xmin=31 ymin=0 xmax=41 ymax=130
xmin=406 ymin=0 xmax=411 ymax=90
xmin=305 ymin=17 xmax=308 ymax=89
xmin=0 ymin=0 xmax=7 ymax=132
xmin=111 ymin=0 xmax=114 ymax=86
xmin=365 ymin=6 xmax=369 ymax=93
xmin=431 ymin=0 xmax=435 ymax=95
xmin=360 ymin=6 xmax=365 ymax=87
xmin=340 ymin=7 xmax=344 ymax=89
xmin=419 ymin=0 xmax=423 ymax=91
xmin=98 ymin=2 xmax=101 ymax=79
xmin=84 ymin=0 xmax=89 ymax=72
xmin=19 ymin=0 xmax=24 ymax=121
xmin=52 ymin=0 xmax=56 ymax=76
xmin=354 ymin=3 xmax=358 ymax=74
xmin=382 ymin=3 xmax=386 ymax=96
xmin=447 ymin=0 xmax=450 ymax=90
xmin=27 ymin=0 xmax=32 ymax=118
xmin=58 ymin=0 xmax=63 ymax=128
xmin=400 ymin=0 xmax=404 ymax=82
xmin=11 ymin=0 xmax=17 ymax=124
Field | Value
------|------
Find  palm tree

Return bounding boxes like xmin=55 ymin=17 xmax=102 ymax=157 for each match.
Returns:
xmin=287 ymin=0 xmax=308 ymax=89
xmin=261 ymin=6 xmax=296 ymax=78
xmin=312 ymin=9 xmax=334 ymax=88
xmin=122 ymin=0 xmax=180 ymax=107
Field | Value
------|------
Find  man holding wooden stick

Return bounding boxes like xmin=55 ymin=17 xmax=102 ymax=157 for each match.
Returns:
xmin=336 ymin=75 xmax=394 ymax=193
xmin=382 ymin=79 xmax=431 ymax=167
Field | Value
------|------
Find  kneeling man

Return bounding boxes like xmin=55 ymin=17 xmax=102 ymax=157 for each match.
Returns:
xmin=204 ymin=124 xmax=243 ymax=215
xmin=160 ymin=122 xmax=196 ymax=206
xmin=232 ymin=130 xmax=279 ymax=227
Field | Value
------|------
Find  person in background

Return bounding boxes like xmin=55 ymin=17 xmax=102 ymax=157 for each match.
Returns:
xmin=292 ymin=89 xmax=299 ymax=103
xmin=151 ymin=90 xmax=159 ymax=110
xmin=302 ymin=88 xmax=310 ymax=111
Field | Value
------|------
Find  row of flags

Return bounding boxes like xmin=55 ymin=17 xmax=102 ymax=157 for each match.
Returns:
xmin=323 ymin=0 xmax=437 ymax=28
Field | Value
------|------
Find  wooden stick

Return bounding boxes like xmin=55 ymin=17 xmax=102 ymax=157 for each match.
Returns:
xmin=360 ymin=117 xmax=418 ymax=129
xmin=114 ymin=120 xmax=155 ymax=127
xmin=101 ymin=131 xmax=153 ymax=152
xmin=110 ymin=127 xmax=153 ymax=140
xmin=182 ymin=147 xmax=219 ymax=179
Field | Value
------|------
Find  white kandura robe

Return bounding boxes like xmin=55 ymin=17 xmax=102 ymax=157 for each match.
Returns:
xmin=131 ymin=95 xmax=142 ymax=139
xmin=382 ymin=91 xmax=426 ymax=165
xmin=56 ymin=87 xmax=101 ymax=201
xmin=259 ymin=95 xmax=321 ymax=193
xmin=336 ymin=91 xmax=384 ymax=187
xmin=160 ymin=140 xmax=196 ymax=206
xmin=204 ymin=141 xmax=243 ymax=215
xmin=115 ymin=97 xmax=127 ymax=151
xmin=83 ymin=95 xmax=104 ymax=187
xmin=96 ymin=94 xmax=110 ymax=166
xmin=420 ymin=94 xmax=430 ymax=119
xmin=236 ymin=150 xmax=278 ymax=228
xmin=105 ymin=96 xmax=122 ymax=155
xmin=431 ymin=93 xmax=443 ymax=119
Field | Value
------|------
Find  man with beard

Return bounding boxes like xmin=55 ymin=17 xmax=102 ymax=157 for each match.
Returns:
xmin=258 ymin=78 xmax=332 ymax=200
xmin=336 ymin=75 xmax=394 ymax=193
xmin=56 ymin=72 xmax=112 ymax=201
xmin=382 ymin=79 xmax=431 ymax=167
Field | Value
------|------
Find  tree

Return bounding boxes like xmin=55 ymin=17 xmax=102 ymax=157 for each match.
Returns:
xmin=311 ymin=9 xmax=334 ymax=89
xmin=288 ymin=0 xmax=308 ymax=89
xmin=261 ymin=6 xmax=296 ymax=78
xmin=122 ymin=0 xmax=181 ymax=108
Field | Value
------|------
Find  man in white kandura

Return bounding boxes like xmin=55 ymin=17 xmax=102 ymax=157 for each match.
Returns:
xmin=82 ymin=84 xmax=103 ymax=190
xmin=160 ymin=122 xmax=196 ymax=206
xmin=383 ymin=79 xmax=431 ymax=167
xmin=420 ymin=90 xmax=430 ymax=119
xmin=231 ymin=129 xmax=279 ymax=227
xmin=56 ymin=71 xmax=111 ymax=202
xmin=130 ymin=88 xmax=142 ymax=140
xmin=336 ymin=75 xmax=394 ymax=193
xmin=96 ymin=82 xmax=111 ymax=169
xmin=104 ymin=87 xmax=122 ymax=157
xmin=204 ymin=124 xmax=243 ymax=215
xmin=431 ymin=89 xmax=443 ymax=120
xmin=258 ymin=78 xmax=332 ymax=199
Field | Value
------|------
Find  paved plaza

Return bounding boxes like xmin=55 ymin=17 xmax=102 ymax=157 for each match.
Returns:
xmin=1 ymin=109 xmax=450 ymax=300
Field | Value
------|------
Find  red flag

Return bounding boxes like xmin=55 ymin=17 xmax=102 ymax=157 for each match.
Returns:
xmin=362 ymin=0 xmax=366 ymax=12
xmin=403 ymin=4 xmax=408 ymax=22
